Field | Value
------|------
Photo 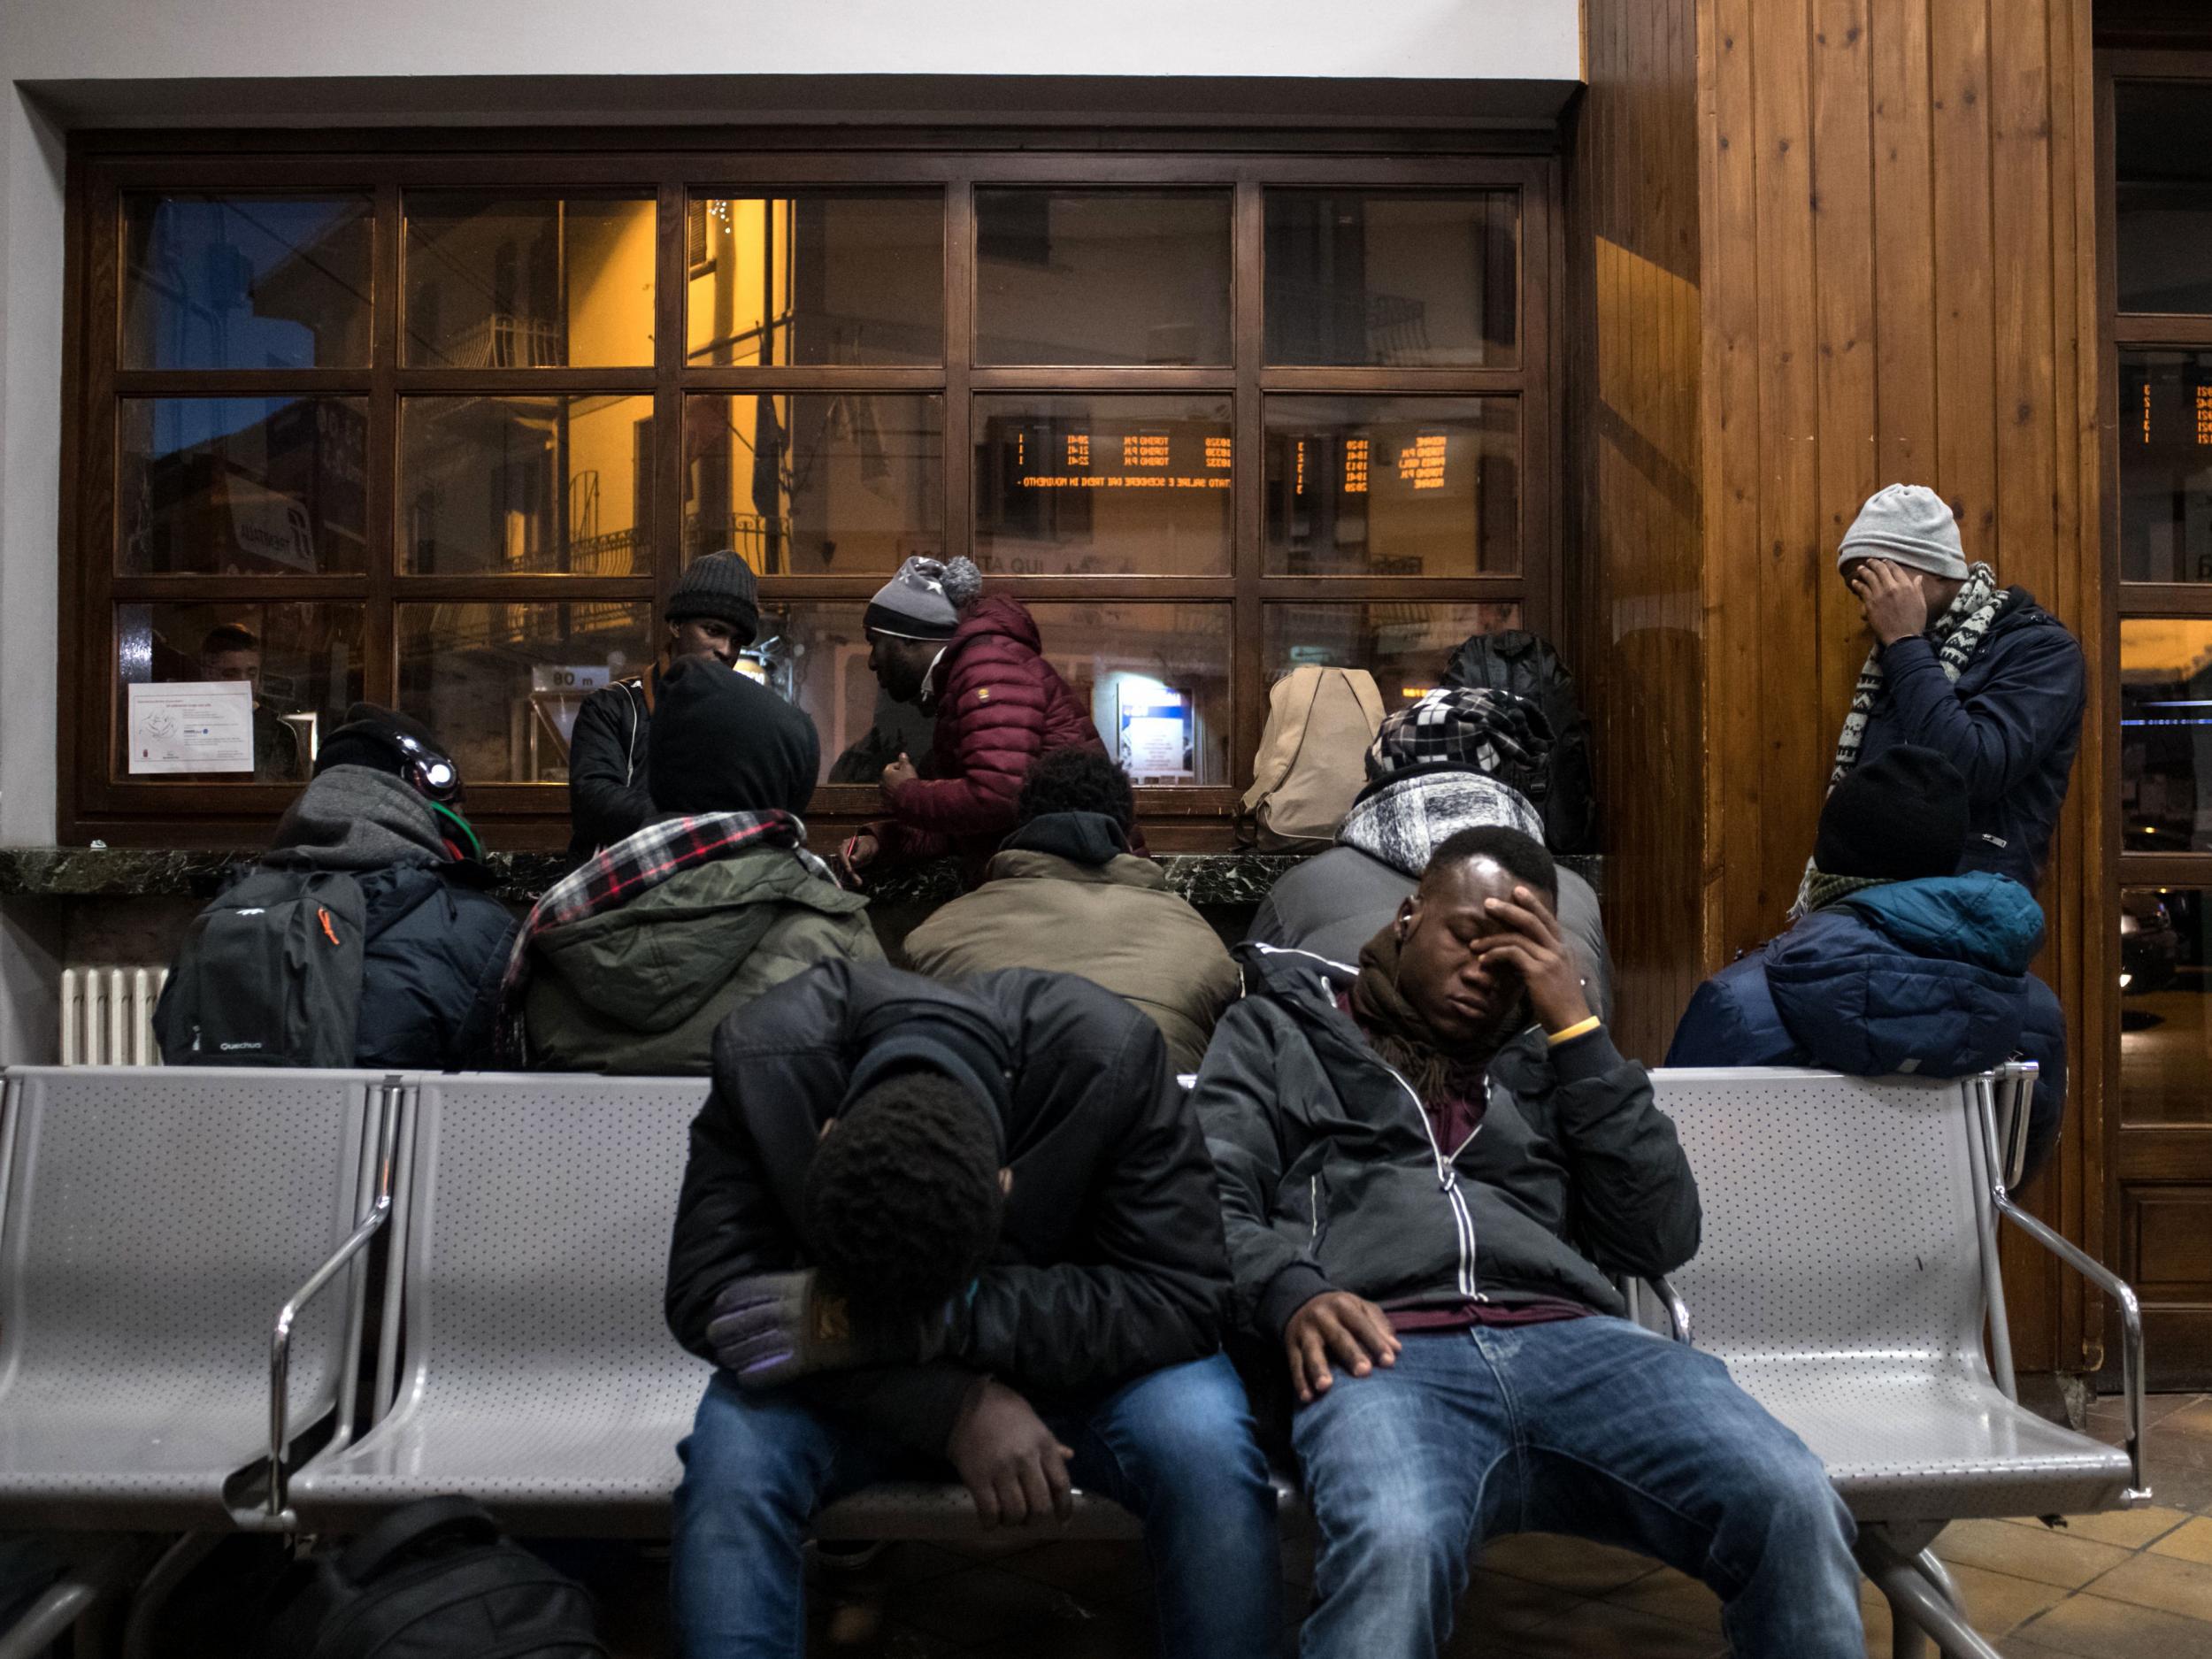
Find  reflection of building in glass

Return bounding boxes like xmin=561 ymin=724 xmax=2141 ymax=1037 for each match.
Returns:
xmin=125 ymin=196 xmax=373 ymax=370
xmin=125 ymin=396 xmax=367 ymax=575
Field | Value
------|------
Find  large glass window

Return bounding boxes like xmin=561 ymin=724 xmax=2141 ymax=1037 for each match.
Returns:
xmin=73 ymin=150 xmax=1547 ymax=839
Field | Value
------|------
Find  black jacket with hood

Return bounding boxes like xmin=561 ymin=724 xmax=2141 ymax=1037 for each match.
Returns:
xmin=664 ymin=959 xmax=1231 ymax=1454
xmin=566 ymin=671 xmax=657 ymax=860
xmin=263 ymin=765 xmax=517 ymax=1070
xmin=1192 ymin=942 xmax=1701 ymax=1342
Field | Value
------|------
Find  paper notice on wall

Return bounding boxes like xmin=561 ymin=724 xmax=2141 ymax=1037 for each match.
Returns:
xmin=127 ymin=680 xmax=254 ymax=775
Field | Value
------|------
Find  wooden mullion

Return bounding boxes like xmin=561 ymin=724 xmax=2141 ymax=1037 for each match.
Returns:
xmin=387 ymin=575 xmax=656 ymax=604
xmin=393 ymin=366 xmax=658 ymax=395
xmin=365 ymin=181 xmax=401 ymax=707
xmin=2116 ymin=583 xmax=2212 ymax=616
xmin=656 ymin=180 xmax=684 ymax=603
xmin=2113 ymin=315 xmax=2212 ymax=346
xmin=967 ymin=366 xmax=1236 ymax=391
xmin=945 ymin=174 xmax=975 ymax=563
xmin=1252 ymin=575 xmax=1528 ymax=602
xmin=679 ymin=365 xmax=947 ymax=393
xmin=2117 ymin=853 xmax=2212 ymax=889
xmin=1519 ymin=165 xmax=1557 ymax=632
xmin=1233 ymin=175 xmax=1266 ymax=788
xmin=113 ymin=368 xmax=373 ymax=396
xmin=110 ymin=575 xmax=373 ymax=603
xmin=756 ymin=573 xmax=1239 ymax=603
xmin=1257 ymin=367 xmax=1527 ymax=396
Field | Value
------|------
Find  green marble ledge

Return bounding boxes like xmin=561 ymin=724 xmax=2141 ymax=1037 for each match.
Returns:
xmin=0 ymin=847 xmax=1601 ymax=909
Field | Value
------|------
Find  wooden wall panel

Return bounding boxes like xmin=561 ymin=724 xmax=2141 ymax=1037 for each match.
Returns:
xmin=1571 ymin=0 xmax=1707 ymax=1064
xmin=1684 ymin=0 xmax=2104 ymax=1367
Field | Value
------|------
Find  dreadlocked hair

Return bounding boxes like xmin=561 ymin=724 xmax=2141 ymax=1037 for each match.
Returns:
xmin=803 ymin=1071 xmax=1004 ymax=1322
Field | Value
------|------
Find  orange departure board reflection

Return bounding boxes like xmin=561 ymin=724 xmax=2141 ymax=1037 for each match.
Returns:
xmin=1396 ymin=433 xmax=1448 ymax=490
xmin=1205 ymin=436 xmax=1233 ymax=470
xmin=1344 ymin=437 xmax=1370 ymax=494
xmin=996 ymin=417 xmax=1234 ymax=493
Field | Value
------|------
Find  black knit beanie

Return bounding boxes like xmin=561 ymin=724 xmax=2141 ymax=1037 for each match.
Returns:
xmin=1815 ymin=744 xmax=1969 ymax=881
xmin=666 ymin=549 xmax=761 ymax=641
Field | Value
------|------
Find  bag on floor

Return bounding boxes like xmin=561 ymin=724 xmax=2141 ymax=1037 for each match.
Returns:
xmin=259 ymin=1495 xmax=604 ymax=1659
xmin=1443 ymin=629 xmax=1601 ymax=854
xmin=1241 ymin=666 xmax=1386 ymax=851
xmin=153 ymin=866 xmax=367 ymax=1067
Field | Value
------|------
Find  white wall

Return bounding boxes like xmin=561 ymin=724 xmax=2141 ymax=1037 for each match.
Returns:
xmin=6 ymin=1 xmax=1578 ymax=86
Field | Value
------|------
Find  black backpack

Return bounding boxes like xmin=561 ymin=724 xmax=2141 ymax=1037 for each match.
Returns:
xmin=153 ymin=866 xmax=368 ymax=1067
xmin=1442 ymin=629 xmax=1601 ymax=854
xmin=262 ymin=1496 xmax=604 ymax=1659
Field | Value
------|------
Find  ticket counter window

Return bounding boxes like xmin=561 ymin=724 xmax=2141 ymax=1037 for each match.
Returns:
xmin=1264 ymin=603 xmax=1524 ymax=715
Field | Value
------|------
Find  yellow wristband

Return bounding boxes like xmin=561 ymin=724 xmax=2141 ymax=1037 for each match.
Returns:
xmin=1547 ymin=1016 xmax=1602 ymax=1047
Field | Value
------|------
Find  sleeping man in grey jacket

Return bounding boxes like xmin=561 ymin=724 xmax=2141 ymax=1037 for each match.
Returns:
xmin=1246 ymin=687 xmax=1614 ymax=1021
xmin=1195 ymin=826 xmax=1863 ymax=1659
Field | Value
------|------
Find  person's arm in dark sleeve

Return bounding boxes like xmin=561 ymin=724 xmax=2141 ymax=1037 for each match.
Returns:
xmin=664 ymin=1079 xmax=987 ymax=1455
xmin=1191 ymin=1002 xmax=1329 ymax=1341
xmin=1877 ymin=626 xmax=2086 ymax=805
xmin=567 ymin=687 xmax=652 ymax=853
xmin=949 ymin=1017 xmax=1229 ymax=1394
xmin=882 ymin=680 xmax=1039 ymax=845
xmin=1548 ymin=1030 xmax=1701 ymax=1278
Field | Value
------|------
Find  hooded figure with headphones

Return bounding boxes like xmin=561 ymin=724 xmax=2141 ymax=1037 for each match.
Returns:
xmin=172 ymin=703 xmax=518 ymax=1070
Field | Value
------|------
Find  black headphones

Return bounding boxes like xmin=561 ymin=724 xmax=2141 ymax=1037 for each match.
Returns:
xmin=323 ymin=720 xmax=464 ymax=806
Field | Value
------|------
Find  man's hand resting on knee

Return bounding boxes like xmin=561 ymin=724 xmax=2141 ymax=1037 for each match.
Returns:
xmin=948 ymin=1379 xmax=1074 ymax=1528
xmin=1286 ymin=1290 xmax=1402 ymax=1406
xmin=706 ymin=1271 xmax=949 ymax=1387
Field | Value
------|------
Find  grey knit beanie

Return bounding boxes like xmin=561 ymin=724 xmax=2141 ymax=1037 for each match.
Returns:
xmin=1836 ymin=484 xmax=1968 ymax=580
xmin=864 ymin=556 xmax=982 ymax=641
xmin=667 ymin=549 xmax=761 ymax=640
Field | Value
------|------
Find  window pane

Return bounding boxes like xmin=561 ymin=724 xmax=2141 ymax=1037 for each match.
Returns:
xmin=114 ymin=602 xmax=364 ymax=782
xmin=1265 ymin=396 xmax=1517 ymax=576
xmin=2116 ymin=82 xmax=2212 ymax=314
xmin=120 ymin=396 xmax=367 ymax=575
xmin=1265 ymin=603 xmax=1524 ymax=713
xmin=2119 ymin=349 xmax=2212 ymax=582
xmin=972 ymin=395 xmax=1232 ymax=576
xmin=752 ymin=603 xmax=934 ymax=786
xmin=974 ymin=190 xmax=1231 ymax=365
xmin=398 ymin=602 xmax=655 ymax=785
xmin=401 ymin=394 xmax=655 ymax=576
xmin=2122 ymin=887 xmax=2212 ymax=1124
xmin=687 ymin=193 xmax=943 ymax=365
xmin=122 ymin=194 xmax=373 ymax=369
xmin=1265 ymin=189 xmax=1518 ymax=367
xmin=683 ymin=394 xmax=943 ymax=575
xmin=2121 ymin=618 xmax=2212 ymax=850
xmin=404 ymin=196 xmax=654 ymax=366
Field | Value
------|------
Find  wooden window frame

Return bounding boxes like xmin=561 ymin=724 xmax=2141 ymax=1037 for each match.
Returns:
xmin=60 ymin=131 xmax=1562 ymax=850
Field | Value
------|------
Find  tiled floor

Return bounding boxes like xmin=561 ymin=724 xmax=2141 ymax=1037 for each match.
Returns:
xmin=583 ymin=1391 xmax=2212 ymax=1657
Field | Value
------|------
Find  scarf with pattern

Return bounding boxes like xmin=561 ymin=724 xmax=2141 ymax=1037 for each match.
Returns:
xmin=1350 ymin=922 xmax=1504 ymax=1110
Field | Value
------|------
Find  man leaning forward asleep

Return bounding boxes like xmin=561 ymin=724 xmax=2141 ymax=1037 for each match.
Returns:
xmin=664 ymin=958 xmax=1281 ymax=1659
xmin=1193 ymin=826 xmax=1863 ymax=1658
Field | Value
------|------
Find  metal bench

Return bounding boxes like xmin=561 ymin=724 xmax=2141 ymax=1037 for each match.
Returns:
xmin=1651 ymin=1064 xmax=2142 ymax=1659
xmin=0 ymin=1065 xmax=389 ymax=1659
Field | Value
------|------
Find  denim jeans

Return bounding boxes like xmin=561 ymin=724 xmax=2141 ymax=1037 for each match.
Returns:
xmin=1291 ymin=1316 xmax=1862 ymax=1659
xmin=672 ymin=1351 xmax=1283 ymax=1659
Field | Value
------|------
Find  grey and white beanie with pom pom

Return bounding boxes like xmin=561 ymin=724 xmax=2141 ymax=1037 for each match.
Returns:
xmin=864 ymin=555 xmax=982 ymax=641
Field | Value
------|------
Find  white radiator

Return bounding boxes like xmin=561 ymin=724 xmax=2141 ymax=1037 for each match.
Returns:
xmin=58 ymin=966 xmax=167 ymax=1067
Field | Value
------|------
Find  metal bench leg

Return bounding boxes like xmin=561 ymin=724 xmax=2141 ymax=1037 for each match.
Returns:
xmin=119 ymin=1531 xmax=222 ymax=1659
xmin=1860 ymin=1535 xmax=2001 ymax=1659
xmin=0 ymin=1541 xmax=136 ymax=1659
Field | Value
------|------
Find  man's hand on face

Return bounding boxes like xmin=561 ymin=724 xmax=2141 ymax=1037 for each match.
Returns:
xmin=1848 ymin=557 xmax=1931 ymax=646
xmin=705 ymin=1270 xmax=943 ymax=1389
xmin=947 ymin=1379 xmax=1074 ymax=1528
xmin=1478 ymin=887 xmax=1594 ymax=1035
xmin=1285 ymin=1290 xmax=1402 ymax=1406
xmin=880 ymin=752 xmax=918 ymax=796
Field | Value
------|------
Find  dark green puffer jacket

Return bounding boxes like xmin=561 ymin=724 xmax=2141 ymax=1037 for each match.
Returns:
xmin=523 ymin=846 xmax=881 ymax=1075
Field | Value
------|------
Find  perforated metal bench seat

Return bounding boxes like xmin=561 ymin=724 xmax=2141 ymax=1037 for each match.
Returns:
xmin=1724 ymin=1363 xmax=2134 ymax=1522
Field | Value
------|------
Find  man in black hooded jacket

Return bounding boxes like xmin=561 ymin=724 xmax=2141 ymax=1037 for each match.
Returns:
xmin=1194 ymin=826 xmax=1863 ymax=1659
xmin=664 ymin=959 xmax=1280 ymax=1659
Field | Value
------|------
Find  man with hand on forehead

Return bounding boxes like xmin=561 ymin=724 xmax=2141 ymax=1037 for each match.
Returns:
xmin=1194 ymin=826 xmax=1863 ymax=1657
xmin=1818 ymin=483 xmax=2084 ymax=906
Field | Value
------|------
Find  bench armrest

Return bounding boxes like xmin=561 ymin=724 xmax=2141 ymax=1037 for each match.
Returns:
xmin=1644 ymin=1275 xmax=1692 ymax=1345
xmin=266 ymin=1195 xmax=388 ymax=1522
xmin=1992 ymin=1194 xmax=2150 ymax=1506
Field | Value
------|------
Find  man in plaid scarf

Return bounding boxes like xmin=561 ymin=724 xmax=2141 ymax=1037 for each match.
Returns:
xmin=507 ymin=656 xmax=879 ymax=1072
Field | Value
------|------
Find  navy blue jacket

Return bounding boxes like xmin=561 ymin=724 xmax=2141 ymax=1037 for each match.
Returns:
xmin=1666 ymin=873 xmax=2065 ymax=1182
xmin=354 ymin=863 xmax=517 ymax=1071
xmin=1855 ymin=588 xmax=2084 ymax=893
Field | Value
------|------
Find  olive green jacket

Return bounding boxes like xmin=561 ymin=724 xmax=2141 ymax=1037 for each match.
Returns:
xmin=524 ymin=846 xmax=881 ymax=1075
xmin=902 ymin=842 xmax=1238 ymax=1075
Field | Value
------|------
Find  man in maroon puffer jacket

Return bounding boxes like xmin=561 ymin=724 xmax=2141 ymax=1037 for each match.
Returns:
xmin=842 ymin=557 xmax=1126 ymax=886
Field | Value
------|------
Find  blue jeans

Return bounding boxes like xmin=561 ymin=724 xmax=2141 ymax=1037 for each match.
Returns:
xmin=1292 ymin=1317 xmax=1862 ymax=1659
xmin=672 ymin=1352 xmax=1283 ymax=1659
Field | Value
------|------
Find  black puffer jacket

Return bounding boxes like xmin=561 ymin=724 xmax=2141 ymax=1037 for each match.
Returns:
xmin=665 ymin=960 xmax=1230 ymax=1453
xmin=263 ymin=766 xmax=517 ymax=1070
xmin=1193 ymin=943 xmax=1700 ymax=1341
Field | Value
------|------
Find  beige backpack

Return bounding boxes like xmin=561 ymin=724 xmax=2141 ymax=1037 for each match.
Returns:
xmin=1241 ymin=666 xmax=1387 ymax=852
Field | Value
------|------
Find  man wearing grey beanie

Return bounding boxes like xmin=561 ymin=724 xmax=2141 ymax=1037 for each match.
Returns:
xmin=1809 ymin=483 xmax=2084 ymax=901
xmin=566 ymin=549 xmax=771 ymax=858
